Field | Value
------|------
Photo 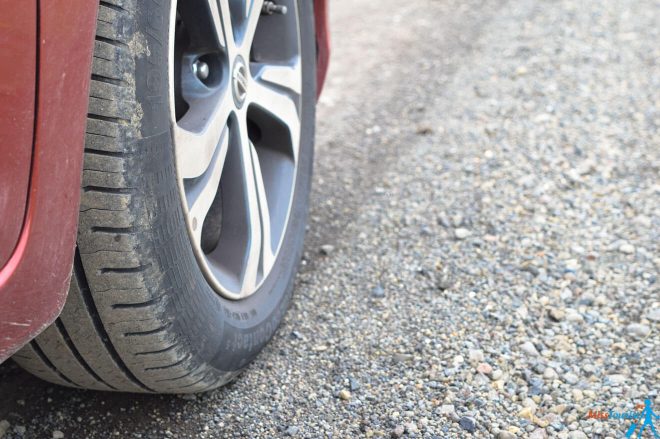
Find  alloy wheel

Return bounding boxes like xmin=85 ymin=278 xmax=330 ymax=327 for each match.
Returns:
xmin=169 ymin=0 xmax=302 ymax=300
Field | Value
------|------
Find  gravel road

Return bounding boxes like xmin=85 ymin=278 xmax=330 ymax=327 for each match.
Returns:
xmin=1 ymin=0 xmax=658 ymax=437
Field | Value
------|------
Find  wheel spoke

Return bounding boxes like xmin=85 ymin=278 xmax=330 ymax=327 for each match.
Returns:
xmin=249 ymin=144 xmax=275 ymax=277
xmin=174 ymin=93 xmax=232 ymax=179
xmin=236 ymin=118 xmax=263 ymax=296
xmin=249 ymin=64 xmax=301 ymax=159
xmin=242 ymin=0 xmax=265 ymax=49
xmin=185 ymin=126 xmax=229 ymax=246
xmin=217 ymin=0 xmax=236 ymax=52
xmin=206 ymin=0 xmax=226 ymax=48
xmin=253 ymin=59 xmax=302 ymax=95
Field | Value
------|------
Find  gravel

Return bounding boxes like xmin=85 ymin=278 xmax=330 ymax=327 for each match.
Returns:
xmin=0 ymin=0 xmax=658 ymax=437
xmin=0 ymin=421 xmax=10 ymax=438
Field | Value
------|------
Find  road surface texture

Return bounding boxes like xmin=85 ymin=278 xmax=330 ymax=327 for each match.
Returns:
xmin=1 ymin=0 xmax=658 ymax=437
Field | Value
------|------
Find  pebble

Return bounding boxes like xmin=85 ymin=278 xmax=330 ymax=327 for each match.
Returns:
xmin=454 ymin=228 xmax=472 ymax=240
xmin=529 ymin=428 xmax=548 ymax=439
xmin=648 ymin=308 xmax=660 ymax=322
xmin=415 ymin=124 xmax=434 ymax=135
xmin=606 ymin=374 xmax=627 ymax=385
xmin=392 ymin=425 xmax=405 ymax=437
xmin=285 ymin=426 xmax=299 ymax=436
xmin=477 ymin=362 xmax=493 ymax=375
xmin=370 ymin=285 xmax=385 ymax=298
xmin=568 ymin=432 xmax=588 ymax=439
xmin=534 ymin=417 xmax=550 ymax=428
xmin=338 ymin=389 xmax=351 ymax=400
xmin=515 ymin=65 xmax=528 ymax=76
xmin=319 ymin=244 xmax=335 ymax=255
xmin=436 ymin=276 xmax=454 ymax=291
xmin=497 ymin=431 xmax=516 ymax=439
xmin=522 ymin=398 xmax=537 ymax=410
xmin=458 ymin=416 xmax=477 ymax=433
xmin=439 ymin=404 xmax=456 ymax=417
xmin=626 ymin=323 xmax=651 ymax=338
xmin=404 ymin=422 xmax=419 ymax=434
xmin=393 ymin=353 xmax=413 ymax=362
xmin=0 ymin=421 xmax=10 ymax=438
xmin=565 ymin=309 xmax=584 ymax=323
xmin=468 ymin=349 xmax=485 ymax=363
xmin=543 ymin=367 xmax=558 ymax=380
xmin=519 ymin=407 xmax=535 ymax=421
xmin=52 ymin=432 xmax=64 ymax=439
xmin=520 ymin=341 xmax=540 ymax=356
xmin=548 ymin=308 xmax=565 ymax=322
xmin=618 ymin=243 xmax=635 ymax=254
xmin=572 ymin=389 xmax=584 ymax=402
xmin=559 ymin=289 xmax=574 ymax=302
xmin=551 ymin=404 xmax=567 ymax=415
xmin=563 ymin=372 xmax=579 ymax=385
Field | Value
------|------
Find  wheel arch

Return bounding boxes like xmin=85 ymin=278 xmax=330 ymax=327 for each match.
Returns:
xmin=0 ymin=0 xmax=97 ymax=362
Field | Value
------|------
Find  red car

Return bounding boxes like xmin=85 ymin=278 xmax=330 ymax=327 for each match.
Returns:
xmin=0 ymin=0 xmax=329 ymax=393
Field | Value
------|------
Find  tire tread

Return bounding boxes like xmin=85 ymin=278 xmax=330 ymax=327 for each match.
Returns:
xmin=13 ymin=0 xmax=217 ymax=393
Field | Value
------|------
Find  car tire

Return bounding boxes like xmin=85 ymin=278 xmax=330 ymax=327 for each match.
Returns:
xmin=13 ymin=0 xmax=315 ymax=393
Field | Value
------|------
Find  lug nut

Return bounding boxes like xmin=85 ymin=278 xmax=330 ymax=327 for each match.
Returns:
xmin=193 ymin=59 xmax=210 ymax=81
xmin=262 ymin=1 xmax=287 ymax=15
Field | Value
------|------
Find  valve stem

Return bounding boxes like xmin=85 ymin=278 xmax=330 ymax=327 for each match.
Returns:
xmin=261 ymin=1 xmax=287 ymax=15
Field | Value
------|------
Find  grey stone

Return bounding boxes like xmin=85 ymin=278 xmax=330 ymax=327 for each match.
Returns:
xmin=458 ymin=417 xmax=477 ymax=433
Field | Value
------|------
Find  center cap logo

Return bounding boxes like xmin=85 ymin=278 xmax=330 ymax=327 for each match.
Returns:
xmin=232 ymin=56 xmax=248 ymax=107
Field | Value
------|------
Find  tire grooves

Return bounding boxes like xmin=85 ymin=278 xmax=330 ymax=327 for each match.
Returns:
xmin=95 ymin=34 xmax=129 ymax=49
xmin=73 ymin=250 xmax=154 ymax=392
xmin=144 ymin=354 xmax=190 ymax=371
xmin=124 ymin=322 xmax=172 ymax=337
xmin=87 ymin=113 xmax=129 ymax=124
xmin=29 ymin=341 xmax=79 ymax=387
xmin=135 ymin=343 xmax=179 ymax=356
xmin=91 ymin=74 xmax=127 ymax=86
xmin=89 ymin=93 xmax=116 ymax=102
xmin=54 ymin=319 xmax=116 ymax=390
xmin=83 ymin=186 xmax=134 ymax=194
xmin=179 ymin=373 xmax=210 ymax=389
xmin=112 ymin=295 xmax=164 ymax=309
xmin=79 ymin=207 xmax=127 ymax=213
xmin=91 ymin=226 xmax=137 ymax=234
xmin=156 ymin=371 xmax=193 ymax=382
xmin=100 ymin=264 xmax=151 ymax=274
xmin=84 ymin=148 xmax=130 ymax=158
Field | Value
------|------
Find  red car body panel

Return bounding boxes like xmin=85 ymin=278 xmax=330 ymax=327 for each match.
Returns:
xmin=0 ymin=0 xmax=98 ymax=362
xmin=0 ymin=2 xmax=37 ymax=269
xmin=314 ymin=0 xmax=330 ymax=97
xmin=0 ymin=0 xmax=330 ymax=363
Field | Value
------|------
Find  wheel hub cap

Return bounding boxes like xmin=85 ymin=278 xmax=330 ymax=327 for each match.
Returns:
xmin=231 ymin=56 xmax=248 ymax=107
